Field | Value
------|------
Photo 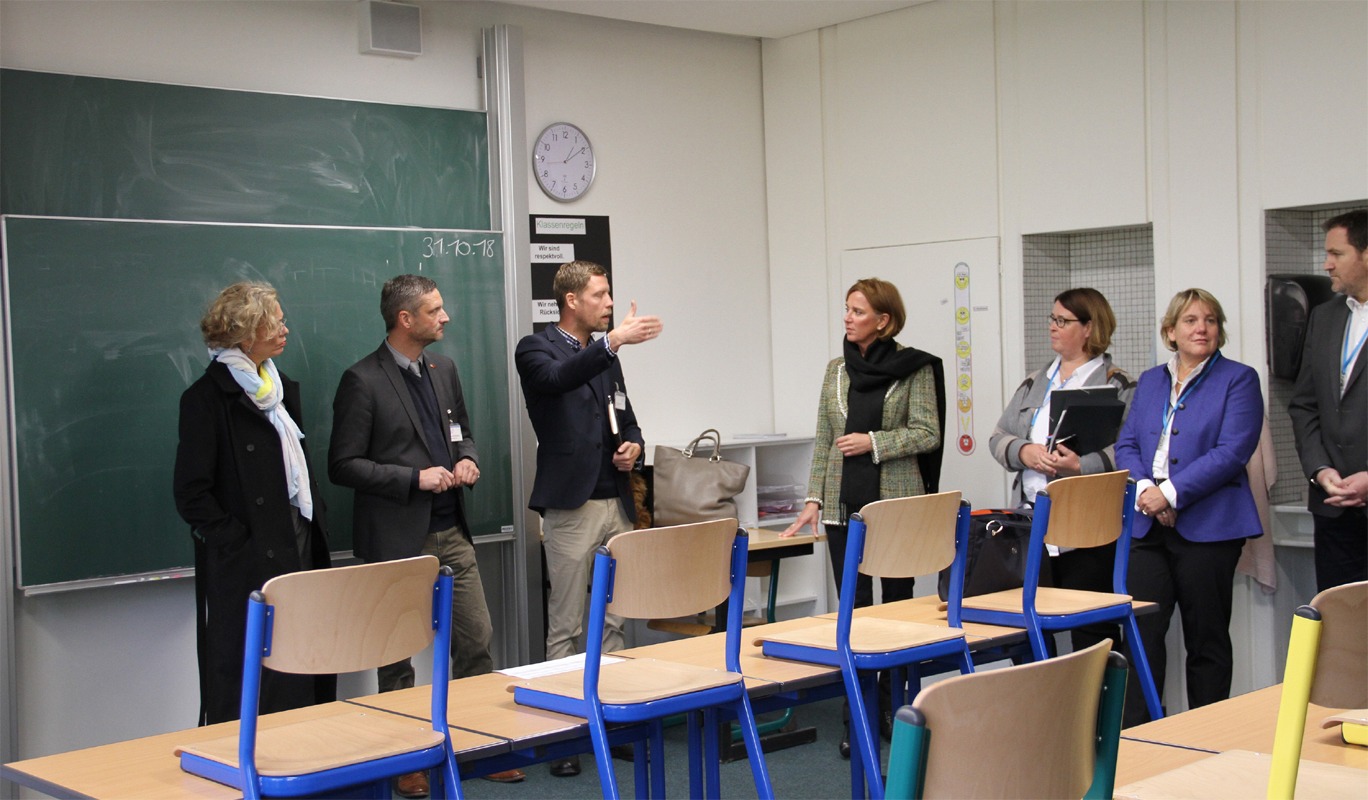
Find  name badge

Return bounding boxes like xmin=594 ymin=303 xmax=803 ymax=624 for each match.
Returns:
xmin=449 ymin=423 xmax=463 ymax=443
xmin=614 ymin=391 xmax=627 ymax=411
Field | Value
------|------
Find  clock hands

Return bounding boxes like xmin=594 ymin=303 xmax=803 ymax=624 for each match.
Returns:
xmin=560 ymin=145 xmax=585 ymax=164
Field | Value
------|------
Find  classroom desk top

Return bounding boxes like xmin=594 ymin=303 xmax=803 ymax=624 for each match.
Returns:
xmin=1114 ymin=738 xmax=1214 ymax=788
xmin=745 ymin=527 xmax=822 ymax=548
xmin=0 ymin=701 xmax=504 ymax=800
xmin=347 ymin=671 xmax=586 ymax=750
xmin=617 ymin=616 xmax=842 ymax=693
xmin=1122 ymin=684 xmax=1368 ymax=772
xmin=815 ymin=594 xmax=1033 ymax=643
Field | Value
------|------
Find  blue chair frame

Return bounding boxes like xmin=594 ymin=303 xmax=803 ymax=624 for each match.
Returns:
xmin=958 ymin=471 xmax=1163 ymax=721
xmin=513 ymin=521 xmax=774 ymax=800
xmin=759 ymin=493 xmax=975 ymax=800
xmin=178 ymin=557 xmax=460 ymax=800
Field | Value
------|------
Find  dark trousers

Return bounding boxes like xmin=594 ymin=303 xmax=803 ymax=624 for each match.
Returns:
xmin=824 ymin=523 xmax=916 ymax=608
xmin=1051 ymin=541 xmax=1119 ymax=653
xmin=1123 ymin=523 xmax=1243 ymax=727
xmin=1313 ymin=508 xmax=1367 ymax=592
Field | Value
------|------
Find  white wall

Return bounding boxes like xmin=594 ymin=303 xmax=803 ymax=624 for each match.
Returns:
xmin=1 ymin=0 xmax=773 ymax=762
xmin=3 ymin=0 xmax=1366 ymax=767
xmin=762 ymin=0 xmax=1367 ymax=714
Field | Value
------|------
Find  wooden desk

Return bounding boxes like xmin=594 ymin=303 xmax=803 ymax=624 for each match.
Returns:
xmin=348 ymin=671 xmax=585 ymax=752
xmin=816 ymin=594 xmax=1030 ymax=645
xmin=1114 ymin=738 xmax=1213 ymax=788
xmin=1114 ymin=748 xmax=1368 ymax=799
xmin=745 ymin=527 xmax=822 ymax=561
xmin=1122 ymin=684 xmax=1368 ymax=771
xmin=619 ymin=616 xmax=842 ymax=694
xmin=0 ymin=701 xmax=503 ymax=800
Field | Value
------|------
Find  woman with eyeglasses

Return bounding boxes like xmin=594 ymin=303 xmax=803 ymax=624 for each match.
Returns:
xmin=989 ymin=287 xmax=1135 ymax=652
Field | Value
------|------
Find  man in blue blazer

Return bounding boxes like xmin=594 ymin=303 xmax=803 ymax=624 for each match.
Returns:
xmin=515 ymin=261 xmax=661 ymax=778
xmin=1290 ymin=209 xmax=1368 ymax=591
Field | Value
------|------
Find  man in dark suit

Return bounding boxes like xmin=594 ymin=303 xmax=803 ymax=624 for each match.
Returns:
xmin=1290 ymin=209 xmax=1368 ymax=591
xmin=515 ymin=261 xmax=661 ymax=778
xmin=329 ymin=274 xmax=523 ymax=793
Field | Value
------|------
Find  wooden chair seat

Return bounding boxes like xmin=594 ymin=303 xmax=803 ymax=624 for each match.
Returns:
xmin=175 ymin=712 xmax=444 ymax=777
xmin=754 ymin=618 xmax=964 ymax=655
xmin=1113 ymin=749 xmax=1368 ymax=799
xmin=511 ymin=658 xmax=743 ymax=706
xmin=963 ymin=586 xmax=1133 ymax=616
xmin=647 ymin=612 xmax=766 ymax=639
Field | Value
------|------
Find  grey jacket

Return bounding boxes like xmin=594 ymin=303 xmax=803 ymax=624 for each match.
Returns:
xmin=989 ymin=354 xmax=1135 ymax=506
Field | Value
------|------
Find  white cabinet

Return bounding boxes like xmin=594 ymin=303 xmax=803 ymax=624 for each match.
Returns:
xmin=647 ymin=436 xmax=829 ymax=620
xmin=717 ymin=436 xmax=814 ymax=531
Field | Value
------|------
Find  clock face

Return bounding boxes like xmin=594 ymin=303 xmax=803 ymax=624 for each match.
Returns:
xmin=533 ymin=122 xmax=595 ymax=201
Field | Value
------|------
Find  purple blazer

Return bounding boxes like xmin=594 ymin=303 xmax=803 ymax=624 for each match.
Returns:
xmin=1114 ymin=351 xmax=1263 ymax=542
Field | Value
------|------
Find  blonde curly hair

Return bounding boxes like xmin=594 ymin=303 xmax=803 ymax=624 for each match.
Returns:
xmin=200 ymin=282 xmax=281 ymax=350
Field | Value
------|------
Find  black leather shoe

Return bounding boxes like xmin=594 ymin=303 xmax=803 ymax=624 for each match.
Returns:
xmin=610 ymin=744 xmax=635 ymax=761
xmin=839 ymin=723 xmax=851 ymax=759
xmin=549 ymin=756 xmax=581 ymax=777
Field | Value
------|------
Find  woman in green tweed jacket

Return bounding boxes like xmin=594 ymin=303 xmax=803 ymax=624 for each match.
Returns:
xmin=783 ymin=278 xmax=946 ymax=609
xmin=782 ymin=278 xmax=946 ymax=757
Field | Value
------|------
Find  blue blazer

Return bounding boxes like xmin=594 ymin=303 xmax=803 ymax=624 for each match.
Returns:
xmin=1115 ymin=351 xmax=1263 ymax=542
xmin=514 ymin=326 xmax=643 ymax=520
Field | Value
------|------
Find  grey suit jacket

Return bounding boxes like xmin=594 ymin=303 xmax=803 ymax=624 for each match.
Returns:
xmin=1289 ymin=297 xmax=1368 ymax=517
xmin=328 ymin=343 xmax=478 ymax=561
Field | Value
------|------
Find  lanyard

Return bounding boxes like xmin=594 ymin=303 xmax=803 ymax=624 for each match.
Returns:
xmin=1162 ymin=351 xmax=1220 ymax=433
xmin=1342 ymin=317 xmax=1368 ymax=382
xmin=1028 ymin=361 xmax=1062 ymax=431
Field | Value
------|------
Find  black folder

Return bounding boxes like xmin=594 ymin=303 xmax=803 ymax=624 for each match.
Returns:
xmin=1047 ymin=387 xmax=1125 ymax=455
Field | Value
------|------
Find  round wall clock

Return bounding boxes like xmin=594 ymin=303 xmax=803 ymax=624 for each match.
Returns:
xmin=533 ymin=122 xmax=596 ymax=201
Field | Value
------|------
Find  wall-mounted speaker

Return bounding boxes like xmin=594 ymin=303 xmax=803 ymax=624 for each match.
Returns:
xmin=359 ymin=0 xmax=422 ymax=58
xmin=1266 ymin=273 xmax=1334 ymax=380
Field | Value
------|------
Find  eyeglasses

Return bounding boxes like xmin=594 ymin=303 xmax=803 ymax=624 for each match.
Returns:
xmin=1047 ymin=314 xmax=1082 ymax=329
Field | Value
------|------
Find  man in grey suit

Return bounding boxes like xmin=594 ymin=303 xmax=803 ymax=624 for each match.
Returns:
xmin=1290 ymin=209 xmax=1368 ymax=591
xmin=330 ymin=274 xmax=523 ymax=793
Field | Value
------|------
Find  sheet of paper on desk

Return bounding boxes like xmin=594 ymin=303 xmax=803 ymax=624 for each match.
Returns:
xmin=497 ymin=653 xmax=625 ymax=679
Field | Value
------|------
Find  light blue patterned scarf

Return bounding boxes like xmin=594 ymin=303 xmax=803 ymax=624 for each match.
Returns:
xmin=211 ymin=348 xmax=313 ymax=521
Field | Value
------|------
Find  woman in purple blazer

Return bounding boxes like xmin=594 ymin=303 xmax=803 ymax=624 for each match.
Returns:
xmin=1114 ymin=288 xmax=1263 ymax=726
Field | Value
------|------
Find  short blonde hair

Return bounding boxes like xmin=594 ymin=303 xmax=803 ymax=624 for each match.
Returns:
xmin=1160 ymin=288 xmax=1228 ymax=352
xmin=847 ymin=278 xmax=906 ymax=340
xmin=200 ymin=282 xmax=281 ymax=349
xmin=552 ymin=261 xmax=608 ymax=312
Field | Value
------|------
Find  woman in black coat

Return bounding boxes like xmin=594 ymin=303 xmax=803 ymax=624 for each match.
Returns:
xmin=173 ymin=282 xmax=333 ymax=725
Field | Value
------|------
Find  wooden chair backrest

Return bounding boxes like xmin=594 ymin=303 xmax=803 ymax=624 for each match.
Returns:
xmin=605 ymin=519 xmax=737 ymax=620
xmin=913 ymin=639 xmax=1112 ymax=798
xmin=260 ymin=555 xmax=439 ymax=675
xmin=1309 ymin=580 xmax=1368 ymax=708
xmin=1042 ymin=470 xmax=1129 ymax=549
xmin=857 ymin=491 xmax=962 ymax=579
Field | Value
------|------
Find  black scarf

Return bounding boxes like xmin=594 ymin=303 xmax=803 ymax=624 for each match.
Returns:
xmin=839 ymin=337 xmax=947 ymax=517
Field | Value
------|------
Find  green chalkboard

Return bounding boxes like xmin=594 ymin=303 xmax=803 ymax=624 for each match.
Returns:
xmin=0 ymin=69 xmax=509 ymax=590
xmin=3 ymin=217 xmax=511 ymax=589
xmin=0 ymin=69 xmax=491 ymax=230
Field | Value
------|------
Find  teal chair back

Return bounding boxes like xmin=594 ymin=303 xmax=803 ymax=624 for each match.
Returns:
xmin=885 ymin=639 xmax=1127 ymax=799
